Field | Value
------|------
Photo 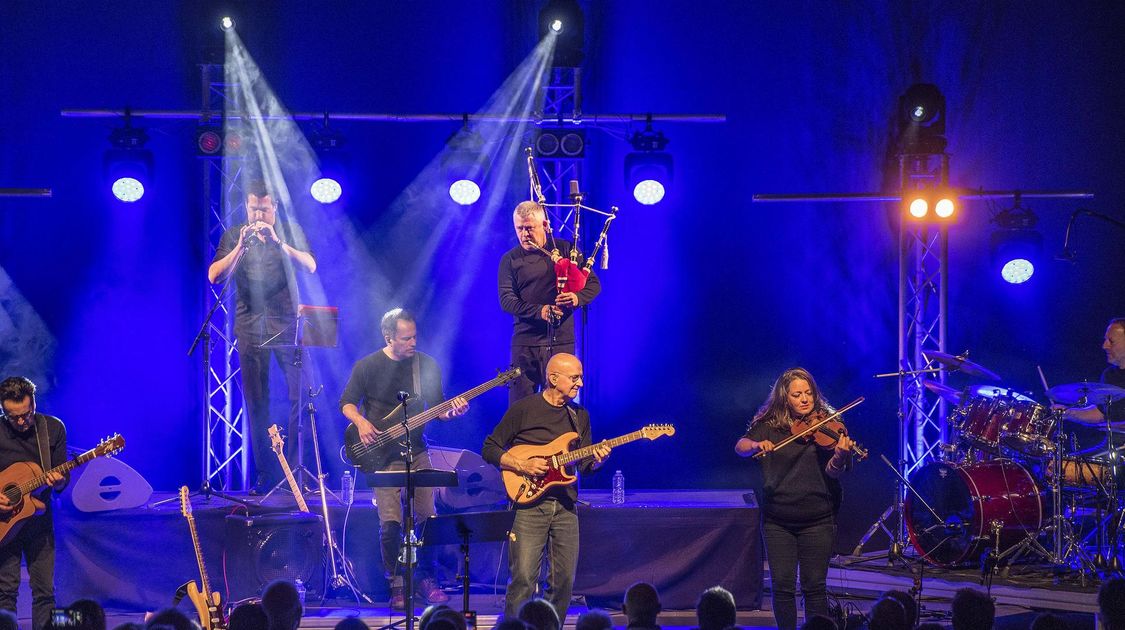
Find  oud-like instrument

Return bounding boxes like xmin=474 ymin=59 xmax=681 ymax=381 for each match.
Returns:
xmin=501 ymin=424 xmax=675 ymax=505
xmin=0 ymin=434 xmax=125 ymax=547
xmin=268 ymin=425 xmax=310 ymax=512
xmin=179 ymin=486 xmax=226 ymax=630
xmin=344 ymin=368 xmax=521 ymax=472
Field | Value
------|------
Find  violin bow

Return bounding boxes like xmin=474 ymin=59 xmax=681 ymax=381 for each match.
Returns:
xmin=753 ymin=396 xmax=865 ymax=459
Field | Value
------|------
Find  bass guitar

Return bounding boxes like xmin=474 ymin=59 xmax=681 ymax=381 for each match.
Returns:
xmin=268 ymin=425 xmax=309 ymax=512
xmin=179 ymin=486 xmax=226 ymax=630
xmin=344 ymin=367 xmax=521 ymax=472
xmin=0 ymin=434 xmax=125 ymax=547
xmin=501 ymin=424 xmax=675 ymax=505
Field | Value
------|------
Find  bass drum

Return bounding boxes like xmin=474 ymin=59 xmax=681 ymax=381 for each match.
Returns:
xmin=905 ymin=460 xmax=1042 ymax=567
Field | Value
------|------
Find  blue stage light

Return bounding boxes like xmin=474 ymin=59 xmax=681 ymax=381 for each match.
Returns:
xmin=1000 ymin=258 xmax=1035 ymax=284
xmin=625 ymin=129 xmax=672 ymax=206
xmin=111 ymin=177 xmax=145 ymax=203
xmin=220 ymin=16 xmax=234 ymax=31
xmin=310 ymin=177 xmax=342 ymax=204
xmin=991 ymin=227 xmax=1042 ymax=285
xmin=550 ymin=19 xmax=563 ymax=33
xmin=449 ymin=179 xmax=481 ymax=206
xmin=632 ymin=179 xmax=666 ymax=206
xmin=105 ymin=123 xmax=151 ymax=203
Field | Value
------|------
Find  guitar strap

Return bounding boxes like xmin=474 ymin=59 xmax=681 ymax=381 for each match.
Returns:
xmin=412 ymin=354 xmax=423 ymax=401
xmin=34 ymin=415 xmax=50 ymax=472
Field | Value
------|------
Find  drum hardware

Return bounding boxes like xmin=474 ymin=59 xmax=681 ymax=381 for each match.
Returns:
xmin=922 ymin=350 xmax=1002 ymax=381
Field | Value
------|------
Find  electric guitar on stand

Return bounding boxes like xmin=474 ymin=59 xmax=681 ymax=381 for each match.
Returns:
xmin=268 ymin=425 xmax=310 ymax=513
xmin=501 ymin=424 xmax=675 ymax=505
xmin=179 ymin=486 xmax=226 ymax=630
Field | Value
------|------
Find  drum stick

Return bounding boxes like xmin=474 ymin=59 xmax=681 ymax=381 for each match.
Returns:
xmin=1037 ymin=365 xmax=1052 ymax=401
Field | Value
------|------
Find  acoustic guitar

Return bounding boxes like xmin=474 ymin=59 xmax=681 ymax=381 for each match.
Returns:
xmin=501 ymin=424 xmax=675 ymax=505
xmin=344 ymin=367 xmax=521 ymax=472
xmin=268 ymin=425 xmax=309 ymax=512
xmin=0 ymin=434 xmax=125 ymax=547
xmin=179 ymin=486 xmax=226 ymax=630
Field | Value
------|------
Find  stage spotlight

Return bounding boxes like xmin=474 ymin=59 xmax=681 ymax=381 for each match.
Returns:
xmin=908 ymin=198 xmax=928 ymax=218
xmin=220 ymin=16 xmax=234 ymax=31
xmin=898 ymin=83 xmax=947 ymax=153
xmin=310 ymin=122 xmax=346 ymax=204
xmin=625 ymin=124 xmax=672 ymax=205
xmin=196 ymin=126 xmax=222 ymax=155
xmin=991 ymin=199 xmax=1041 ymax=284
xmin=441 ymin=126 xmax=489 ymax=206
xmin=539 ymin=0 xmax=584 ymax=66
xmin=935 ymin=197 xmax=956 ymax=218
xmin=310 ymin=178 xmax=342 ymax=204
xmin=105 ymin=123 xmax=151 ymax=203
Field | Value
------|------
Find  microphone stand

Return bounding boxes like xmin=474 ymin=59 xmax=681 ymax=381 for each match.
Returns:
xmin=400 ymin=392 xmax=419 ymax=630
xmin=1058 ymin=209 xmax=1125 ymax=260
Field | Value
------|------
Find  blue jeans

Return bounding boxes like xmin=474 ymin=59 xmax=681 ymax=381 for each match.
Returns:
xmin=505 ymin=498 xmax=579 ymax=618
xmin=762 ymin=520 xmax=836 ymax=630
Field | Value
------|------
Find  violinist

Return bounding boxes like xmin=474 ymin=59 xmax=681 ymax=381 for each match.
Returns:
xmin=498 ymin=200 xmax=601 ymax=403
xmin=735 ymin=367 xmax=855 ymax=630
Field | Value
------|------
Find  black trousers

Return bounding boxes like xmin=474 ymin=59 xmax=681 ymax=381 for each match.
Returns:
xmin=762 ymin=519 xmax=836 ymax=630
xmin=509 ymin=342 xmax=575 ymax=403
xmin=237 ymin=338 xmax=302 ymax=485
xmin=0 ymin=515 xmax=55 ymax=630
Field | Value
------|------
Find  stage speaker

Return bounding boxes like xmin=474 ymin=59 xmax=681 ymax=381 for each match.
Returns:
xmin=66 ymin=457 xmax=153 ymax=512
xmin=429 ymin=447 xmax=506 ymax=512
xmin=224 ymin=512 xmax=326 ymax=601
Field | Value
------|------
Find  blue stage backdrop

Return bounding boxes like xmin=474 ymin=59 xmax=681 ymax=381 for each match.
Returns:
xmin=2 ymin=2 xmax=1124 ymax=554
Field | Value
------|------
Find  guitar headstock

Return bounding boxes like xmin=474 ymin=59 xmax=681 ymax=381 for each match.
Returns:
xmin=499 ymin=366 xmax=522 ymax=384
xmin=641 ymin=423 xmax=675 ymax=440
xmin=268 ymin=424 xmax=284 ymax=455
xmin=179 ymin=485 xmax=192 ymax=517
xmin=94 ymin=434 xmax=125 ymax=457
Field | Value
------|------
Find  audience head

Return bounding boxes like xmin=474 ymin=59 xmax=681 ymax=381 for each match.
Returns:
xmin=1030 ymin=613 xmax=1070 ymax=630
xmin=229 ymin=603 xmax=268 ymax=630
xmin=68 ymin=600 xmax=107 ymax=630
xmin=696 ymin=586 xmax=736 ymax=630
xmin=867 ymin=597 xmax=907 ymax=630
xmin=517 ymin=598 xmax=560 ymax=630
xmin=799 ymin=614 xmax=838 ymax=630
xmin=420 ymin=606 xmax=453 ymax=630
xmin=424 ymin=608 xmax=466 ymax=630
xmin=111 ymin=624 xmax=144 ymax=630
xmin=1101 ymin=578 xmax=1125 ymax=630
xmin=915 ymin=624 xmax=944 ymax=630
xmin=261 ymin=580 xmax=304 ymax=630
xmin=881 ymin=590 xmax=915 ymax=629
xmin=575 ymin=610 xmax=613 ymax=630
xmin=492 ymin=621 xmax=532 ymax=630
xmin=334 ymin=617 xmax=369 ymax=630
xmin=0 ymin=610 xmax=17 ymax=630
xmin=623 ymin=582 xmax=662 ymax=627
xmin=951 ymin=588 xmax=994 ymax=630
xmin=144 ymin=608 xmax=198 ymax=630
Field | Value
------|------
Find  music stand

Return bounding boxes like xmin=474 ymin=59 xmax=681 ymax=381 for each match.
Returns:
xmin=259 ymin=305 xmax=339 ymax=499
xmin=368 ymin=469 xmax=458 ymax=630
xmin=420 ymin=511 xmax=516 ymax=625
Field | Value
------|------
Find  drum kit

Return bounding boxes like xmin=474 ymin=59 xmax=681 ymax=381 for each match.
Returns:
xmin=899 ymin=351 xmax=1125 ymax=578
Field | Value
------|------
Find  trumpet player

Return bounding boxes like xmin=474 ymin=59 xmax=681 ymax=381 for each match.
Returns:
xmin=498 ymin=201 xmax=601 ymax=403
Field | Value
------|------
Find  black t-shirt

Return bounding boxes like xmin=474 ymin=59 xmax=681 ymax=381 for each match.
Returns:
xmin=497 ymin=240 xmax=601 ymax=346
xmin=339 ymin=350 xmax=446 ymax=455
xmin=744 ymin=420 xmax=840 ymax=526
xmin=1102 ymin=367 xmax=1125 ymax=422
xmin=482 ymin=393 xmax=593 ymax=505
xmin=212 ymin=221 xmax=313 ymax=341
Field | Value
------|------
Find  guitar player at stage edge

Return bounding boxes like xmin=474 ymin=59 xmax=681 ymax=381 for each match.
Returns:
xmin=0 ymin=376 xmax=68 ymax=630
xmin=482 ymin=352 xmax=611 ymax=619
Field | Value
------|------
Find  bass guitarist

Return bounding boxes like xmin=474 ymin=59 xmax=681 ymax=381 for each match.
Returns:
xmin=339 ymin=308 xmax=467 ymax=609
xmin=482 ymin=353 xmax=610 ymax=619
xmin=0 ymin=377 xmax=67 ymax=630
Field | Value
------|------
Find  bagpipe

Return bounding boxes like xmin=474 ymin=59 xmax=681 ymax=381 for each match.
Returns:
xmin=525 ymin=147 xmax=618 ymax=294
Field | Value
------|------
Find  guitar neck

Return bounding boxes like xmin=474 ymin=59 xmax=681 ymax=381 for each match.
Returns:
xmin=17 ymin=448 xmax=97 ymax=495
xmin=185 ymin=514 xmax=214 ymax=598
xmin=558 ymin=429 xmax=648 ymax=466
xmin=375 ymin=374 xmax=510 ymax=446
xmin=277 ymin=456 xmax=310 ymax=512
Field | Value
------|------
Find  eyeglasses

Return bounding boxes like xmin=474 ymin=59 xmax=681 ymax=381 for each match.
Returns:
xmin=556 ymin=373 xmax=583 ymax=383
xmin=2 ymin=409 xmax=34 ymax=424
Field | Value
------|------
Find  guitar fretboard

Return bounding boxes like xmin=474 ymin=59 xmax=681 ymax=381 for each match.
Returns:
xmin=14 ymin=449 xmax=99 ymax=496
xmin=184 ymin=513 xmax=213 ymax=598
xmin=557 ymin=429 xmax=649 ymax=466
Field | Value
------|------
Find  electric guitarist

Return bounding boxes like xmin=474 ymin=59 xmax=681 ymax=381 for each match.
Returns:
xmin=338 ymin=308 xmax=467 ymax=608
xmin=481 ymin=353 xmax=611 ymax=618
xmin=0 ymin=376 xmax=68 ymax=630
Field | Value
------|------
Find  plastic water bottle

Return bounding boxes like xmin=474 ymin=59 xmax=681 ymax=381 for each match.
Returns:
xmin=341 ymin=469 xmax=355 ymax=506
xmin=294 ymin=578 xmax=306 ymax=605
xmin=611 ymin=470 xmax=625 ymax=505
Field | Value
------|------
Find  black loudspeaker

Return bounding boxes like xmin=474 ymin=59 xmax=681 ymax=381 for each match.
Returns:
xmin=224 ymin=513 xmax=326 ymax=601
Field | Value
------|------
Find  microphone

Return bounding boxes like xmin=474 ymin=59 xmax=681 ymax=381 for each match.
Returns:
xmin=1055 ymin=246 xmax=1076 ymax=262
xmin=396 ymin=391 xmax=412 ymax=403
xmin=568 ymin=179 xmax=582 ymax=202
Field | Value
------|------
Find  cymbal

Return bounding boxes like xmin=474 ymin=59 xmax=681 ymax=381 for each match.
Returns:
xmin=1047 ymin=382 xmax=1125 ymax=406
xmin=923 ymin=351 xmax=1002 ymax=381
xmin=971 ymin=385 xmax=1036 ymax=404
xmin=921 ymin=380 xmax=963 ymax=404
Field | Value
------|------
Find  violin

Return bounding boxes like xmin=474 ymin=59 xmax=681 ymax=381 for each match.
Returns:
xmin=791 ymin=409 xmax=868 ymax=460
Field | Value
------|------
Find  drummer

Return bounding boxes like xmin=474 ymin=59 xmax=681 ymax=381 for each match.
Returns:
xmin=1059 ymin=318 xmax=1125 ymax=427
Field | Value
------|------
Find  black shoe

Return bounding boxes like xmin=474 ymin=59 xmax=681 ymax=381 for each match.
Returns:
xmin=248 ymin=477 xmax=270 ymax=496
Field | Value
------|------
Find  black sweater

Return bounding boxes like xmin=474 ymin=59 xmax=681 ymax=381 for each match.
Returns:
xmin=745 ymin=421 xmax=840 ymax=526
xmin=497 ymin=240 xmax=601 ymax=346
xmin=0 ymin=414 xmax=68 ymax=516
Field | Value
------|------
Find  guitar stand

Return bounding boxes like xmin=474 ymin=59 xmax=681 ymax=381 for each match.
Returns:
xmin=152 ymin=480 xmax=252 ymax=509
